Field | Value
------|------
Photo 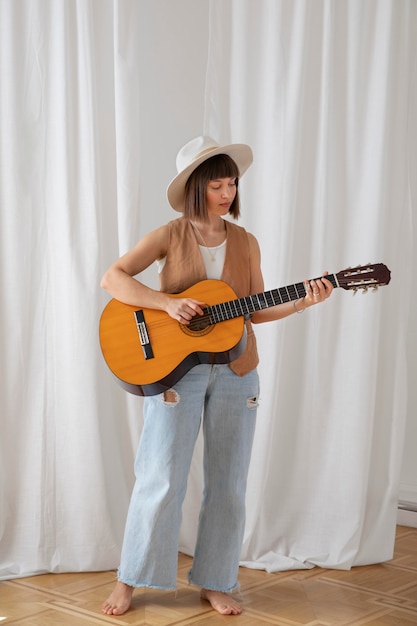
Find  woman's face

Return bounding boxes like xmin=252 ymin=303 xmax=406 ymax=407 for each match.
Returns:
xmin=205 ymin=177 xmax=237 ymax=217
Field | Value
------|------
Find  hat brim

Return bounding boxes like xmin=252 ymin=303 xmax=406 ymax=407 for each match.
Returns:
xmin=166 ymin=143 xmax=253 ymax=212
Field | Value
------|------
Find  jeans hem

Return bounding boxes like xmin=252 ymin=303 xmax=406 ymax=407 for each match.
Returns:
xmin=187 ymin=571 xmax=240 ymax=593
xmin=117 ymin=574 xmax=177 ymax=591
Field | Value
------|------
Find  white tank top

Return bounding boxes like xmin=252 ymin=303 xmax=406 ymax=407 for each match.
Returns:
xmin=156 ymin=240 xmax=226 ymax=281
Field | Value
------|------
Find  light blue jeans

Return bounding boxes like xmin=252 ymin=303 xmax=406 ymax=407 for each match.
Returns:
xmin=118 ymin=363 xmax=259 ymax=592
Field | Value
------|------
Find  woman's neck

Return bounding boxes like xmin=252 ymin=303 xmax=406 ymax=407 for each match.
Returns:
xmin=190 ymin=218 xmax=226 ymax=247
xmin=191 ymin=216 xmax=225 ymax=233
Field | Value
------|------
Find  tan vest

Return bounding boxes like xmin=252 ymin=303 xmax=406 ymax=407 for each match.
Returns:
xmin=159 ymin=217 xmax=259 ymax=376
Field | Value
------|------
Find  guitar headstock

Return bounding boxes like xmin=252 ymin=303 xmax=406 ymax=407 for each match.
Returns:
xmin=335 ymin=263 xmax=391 ymax=292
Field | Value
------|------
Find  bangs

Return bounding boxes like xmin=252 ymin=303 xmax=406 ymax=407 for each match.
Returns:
xmin=198 ymin=154 xmax=240 ymax=181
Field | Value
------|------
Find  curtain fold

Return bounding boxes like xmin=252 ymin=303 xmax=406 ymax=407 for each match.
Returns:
xmin=0 ymin=0 xmax=415 ymax=579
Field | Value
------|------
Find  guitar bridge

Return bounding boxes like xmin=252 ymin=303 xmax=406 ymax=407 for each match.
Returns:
xmin=134 ymin=310 xmax=154 ymax=360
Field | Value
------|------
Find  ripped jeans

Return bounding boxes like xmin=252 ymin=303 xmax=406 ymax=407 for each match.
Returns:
xmin=118 ymin=363 xmax=259 ymax=592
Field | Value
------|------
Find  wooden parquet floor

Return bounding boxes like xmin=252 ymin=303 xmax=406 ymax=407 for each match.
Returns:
xmin=1 ymin=526 xmax=416 ymax=625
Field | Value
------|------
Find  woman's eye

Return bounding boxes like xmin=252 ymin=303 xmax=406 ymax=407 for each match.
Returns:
xmin=209 ymin=180 xmax=236 ymax=190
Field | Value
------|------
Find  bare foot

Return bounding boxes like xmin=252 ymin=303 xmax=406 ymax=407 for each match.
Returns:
xmin=101 ymin=581 xmax=134 ymax=615
xmin=200 ymin=588 xmax=242 ymax=615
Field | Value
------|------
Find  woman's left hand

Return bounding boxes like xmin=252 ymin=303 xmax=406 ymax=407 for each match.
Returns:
xmin=303 ymin=271 xmax=334 ymax=307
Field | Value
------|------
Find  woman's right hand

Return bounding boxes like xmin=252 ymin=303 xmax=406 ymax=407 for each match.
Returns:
xmin=165 ymin=297 xmax=206 ymax=325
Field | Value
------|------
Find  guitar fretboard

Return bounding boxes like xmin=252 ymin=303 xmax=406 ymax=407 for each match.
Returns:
xmin=207 ymin=274 xmax=338 ymax=324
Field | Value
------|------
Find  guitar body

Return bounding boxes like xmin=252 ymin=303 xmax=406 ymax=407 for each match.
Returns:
xmin=99 ymin=280 xmax=246 ymax=396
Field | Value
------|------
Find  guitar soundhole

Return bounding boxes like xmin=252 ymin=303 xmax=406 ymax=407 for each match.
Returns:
xmin=180 ymin=313 xmax=213 ymax=337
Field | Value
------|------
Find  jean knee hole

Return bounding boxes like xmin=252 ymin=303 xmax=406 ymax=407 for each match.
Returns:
xmin=246 ymin=396 xmax=258 ymax=409
xmin=162 ymin=389 xmax=180 ymax=406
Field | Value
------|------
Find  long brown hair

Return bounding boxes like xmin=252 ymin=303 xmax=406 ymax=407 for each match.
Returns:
xmin=184 ymin=154 xmax=240 ymax=222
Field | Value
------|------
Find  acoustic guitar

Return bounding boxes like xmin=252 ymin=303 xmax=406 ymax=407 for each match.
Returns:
xmin=99 ymin=263 xmax=391 ymax=396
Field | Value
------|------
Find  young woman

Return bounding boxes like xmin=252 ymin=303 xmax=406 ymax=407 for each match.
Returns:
xmin=101 ymin=136 xmax=333 ymax=616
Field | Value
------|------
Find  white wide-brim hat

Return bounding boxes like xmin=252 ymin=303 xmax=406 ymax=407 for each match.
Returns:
xmin=167 ymin=136 xmax=253 ymax=212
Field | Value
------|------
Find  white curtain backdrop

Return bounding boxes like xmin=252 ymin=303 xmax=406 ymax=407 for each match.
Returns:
xmin=0 ymin=0 xmax=415 ymax=579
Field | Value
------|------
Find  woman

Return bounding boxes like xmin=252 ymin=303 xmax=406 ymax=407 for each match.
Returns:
xmin=101 ymin=136 xmax=333 ymax=616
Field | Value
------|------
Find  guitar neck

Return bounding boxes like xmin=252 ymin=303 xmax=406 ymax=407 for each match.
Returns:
xmin=207 ymin=274 xmax=339 ymax=324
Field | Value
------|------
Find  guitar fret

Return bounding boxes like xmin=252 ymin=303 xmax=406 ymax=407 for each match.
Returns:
xmin=287 ymin=285 xmax=297 ymax=300
xmin=278 ymin=287 xmax=288 ymax=303
xmin=232 ymin=300 xmax=241 ymax=317
xmin=270 ymin=289 xmax=282 ymax=305
xmin=294 ymin=282 xmax=303 ymax=298
xmin=209 ymin=305 xmax=220 ymax=323
xmin=267 ymin=292 xmax=277 ymax=306
xmin=248 ymin=297 xmax=255 ymax=313
xmin=258 ymin=293 xmax=268 ymax=309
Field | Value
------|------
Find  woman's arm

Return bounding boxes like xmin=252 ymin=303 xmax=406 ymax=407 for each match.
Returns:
xmin=247 ymin=233 xmax=333 ymax=324
xmin=100 ymin=224 xmax=205 ymax=324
